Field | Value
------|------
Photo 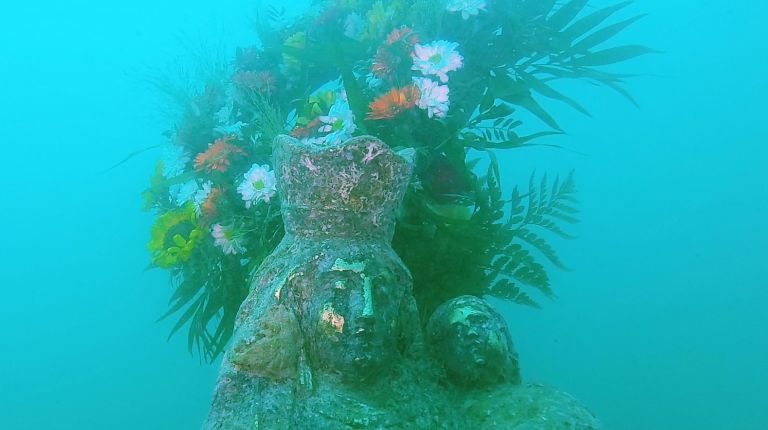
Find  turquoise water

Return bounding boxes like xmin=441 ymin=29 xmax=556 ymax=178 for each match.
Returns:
xmin=1 ymin=1 xmax=766 ymax=429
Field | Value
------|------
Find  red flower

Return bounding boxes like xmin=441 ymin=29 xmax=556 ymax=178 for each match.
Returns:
xmin=290 ymin=118 xmax=322 ymax=139
xmin=367 ymin=85 xmax=420 ymax=120
xmin=386 ymin=26 xmax=419 ymax=46
xmin=372 ymin=27 xmax=420 ymax=81
xmin=372 ymin=47 xmax=398 ymax=81
xmin=194 ymin=136 xmax=247 ymax=173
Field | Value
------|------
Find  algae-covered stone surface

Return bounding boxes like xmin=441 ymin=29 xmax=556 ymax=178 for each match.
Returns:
xmin=464 ymin=384 xmax=602 ymax=430
xmin=203 ymin=135 xmax=600 ymax=429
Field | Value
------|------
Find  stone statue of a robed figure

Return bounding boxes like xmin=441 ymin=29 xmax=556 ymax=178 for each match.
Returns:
xmin=203 ymin=135 xmax=601 ymax=430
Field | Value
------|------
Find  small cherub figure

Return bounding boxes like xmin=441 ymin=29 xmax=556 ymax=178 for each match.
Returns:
xmin=426 ymin=295 xmax=521 ymax=387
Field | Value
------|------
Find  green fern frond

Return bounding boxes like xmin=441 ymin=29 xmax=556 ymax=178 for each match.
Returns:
xmin=487 ymin=278 xmax=540 ymax=308
xmin=516 ymin=228 xmax=567 ymax=269
xmin=479 ymin=167 xmax=579 ymax=305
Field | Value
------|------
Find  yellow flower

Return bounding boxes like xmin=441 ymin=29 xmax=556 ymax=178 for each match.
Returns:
xmin=147 ymin=203 xmax=202 ymax=268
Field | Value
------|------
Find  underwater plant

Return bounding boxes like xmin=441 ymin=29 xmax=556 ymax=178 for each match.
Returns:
xmin=143 ymin=0 xmax=651 ymax=361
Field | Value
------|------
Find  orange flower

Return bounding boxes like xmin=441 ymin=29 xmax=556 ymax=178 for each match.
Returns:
xmin=372 ymin=47 xmax=398 ymax=80
xmin=290 ymin=118 xmax=321 ymax=139
xmin=373 ymin=27 xmax=419 ymax=82
xmin=194 ymin=136 xmax=247 ymax=172
xmin=386 ymin=26 xmax=419 ymax=46
xmin=202 ymin=187 xmax=222 ymax=218
xmin=367 ymin=85 xmax=420 ymax=120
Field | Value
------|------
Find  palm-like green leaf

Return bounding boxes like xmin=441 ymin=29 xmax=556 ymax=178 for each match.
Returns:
xmin=466 ymin=0 xmax=655 ymax=135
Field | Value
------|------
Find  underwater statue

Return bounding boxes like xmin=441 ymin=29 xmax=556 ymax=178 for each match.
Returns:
xmin=426 ymin=295 xmax=521 ymax=387
xmin=203 ymin=135 xmax=601 ymax=429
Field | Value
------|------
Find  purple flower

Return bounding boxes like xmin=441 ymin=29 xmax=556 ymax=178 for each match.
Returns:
xmin=413 ymin=77 xmax=450 ymax=119
xmin=411 ymin=40 xmax=463 ymax=83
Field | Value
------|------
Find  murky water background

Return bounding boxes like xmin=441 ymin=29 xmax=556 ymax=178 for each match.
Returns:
xmin=1 ymin=1 xmax=765 ymax=428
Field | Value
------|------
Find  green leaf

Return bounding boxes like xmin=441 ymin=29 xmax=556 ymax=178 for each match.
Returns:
xmin=158 ymin=291 xmax=197 ymax=322
xmin=553 ymin=201 xmax=579 ymax=215
xmin=465 ymin=131 xmax=563 ymax=150
xmin=562 ymin=1 xmax=634 ymax=41
xmin=538 ymin=218 xmax=577 ymax=238
xmin=201 ymin=290 xmax=223 ymax=322
xmin=167 ymin=292 xmax=205 ymax=340
xmin=487 ymin=278 xmax=541 ymax=308
xmin=599 ymin=77 xmax=640 ymax=107
xmin=570 ymin=15 xmax=647 ymax=53
xmin=548 ymin=0 xmax=590 ymax=31
xmin=339 ymin=66 xmax=369 ymax=134
xmin=517 ymin=228 xmax=568 ymax=270
xmin=521 ymin=73 xmax=591 ymax=116
xmin=524 ymin=0 xmax=558 ymax=20
xmin=511 ymin=259 xmax=551 ymax=294
xmin=571 ymin=45 xmax=657 ymax=66
xmin=210 ymin=312 xmax=235 ymax=359
xmin=503 ymin=91 xmax=563 ymax=131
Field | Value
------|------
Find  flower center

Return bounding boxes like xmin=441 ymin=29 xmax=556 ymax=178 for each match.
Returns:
xmin=429 ymin=54 xmax=442 ymax=64
xmin=252 ymin=179 xmax=265 ymax=190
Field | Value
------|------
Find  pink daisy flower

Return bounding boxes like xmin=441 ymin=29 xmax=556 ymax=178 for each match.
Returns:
xmin=411 ymin=40 xmax=463 ymax=83
xmin=413 ymin=77 xmax=450 ymax=119
xmin=212 ymin=224 xmax=246 ymax=255
xmin=446 ymin=0 xmax=488 ymax=20
xmin=237 ymin=164 xmax=277 ymax=208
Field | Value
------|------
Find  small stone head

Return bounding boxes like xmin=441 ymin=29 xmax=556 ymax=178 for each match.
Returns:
xmin=426 ymin=295 xmax=520 ymax=387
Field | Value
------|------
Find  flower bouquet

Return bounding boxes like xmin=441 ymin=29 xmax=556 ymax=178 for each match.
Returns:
xmin=143 ymin=0 xmax=649 ymax=361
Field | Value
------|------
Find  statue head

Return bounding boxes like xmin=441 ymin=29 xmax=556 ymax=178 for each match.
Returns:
xmin=270 ymin=134 xmax=418 ymax=382
xmin=426 ymin=295 xmax=520 ymax=387
xmin=309 ymin=256 xmax=414 ymax=382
